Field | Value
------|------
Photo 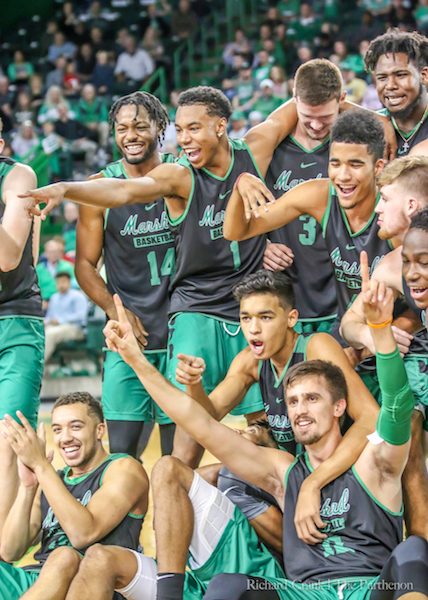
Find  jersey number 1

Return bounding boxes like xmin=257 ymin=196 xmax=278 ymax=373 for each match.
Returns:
xmin=147 ymin=248 xmax=175 ymax=286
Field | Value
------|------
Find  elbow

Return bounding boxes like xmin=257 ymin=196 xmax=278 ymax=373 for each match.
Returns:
xmin=0 ymin=545 xmax=22 ymax=563
xmin=67 ymin=531 xmax=93 ymax=549
xmin=223 ymin=222 xmax=243 ymax=242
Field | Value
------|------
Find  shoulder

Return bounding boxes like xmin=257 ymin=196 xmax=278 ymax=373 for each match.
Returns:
xmin=230 ymin=346 xmax=260 ymax=380
xmin=372 ymin=248 xmax=403 ymax=292
xmin=3 ymin=162 xmax=36 ymax=187
xmin=307 ymin=332 xmax=340 ymax=356
xmin=103 ymin=455 xmax=149 ymax=487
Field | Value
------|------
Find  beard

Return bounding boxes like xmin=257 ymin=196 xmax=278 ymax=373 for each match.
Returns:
xmin=123 ymin=138 xmax=158 ymax=165
xmin=386 ymin=83 xmax=424 ymax=121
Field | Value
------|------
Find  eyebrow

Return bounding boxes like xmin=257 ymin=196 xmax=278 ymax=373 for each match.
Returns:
xmin=329 ymin=158 xmax=365 ymax=164
xmin=176 ymin=121 xmax=202 ymax=128
xmin=52 ymin=419 xmax=85 ymax=427
xmin=240 ymin=310 xmax=276 ymax=316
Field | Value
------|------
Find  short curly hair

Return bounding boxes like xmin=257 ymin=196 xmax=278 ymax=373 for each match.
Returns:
xmin=178 ymin=86 xmax=232 ymax=120
xmin=53 ymin=392 xmax=104 ymax=423
xmin=330 ymin=111 xmax=385 ymax=162
xmin=365 ymin=28 xmax=428 ymax=72
xmin=108 ymin=91 xmax=170 ymax=144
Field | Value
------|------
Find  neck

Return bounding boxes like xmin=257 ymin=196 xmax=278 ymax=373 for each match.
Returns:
xmin=341 ymin=186 xmax=378 ymax=234
xmin=68 ymin=445 xmax=108 ymax=478
xmin=203 ymin=137 xmax=232 ymax=178
xmin=270 ymin=329 xmax=299 ymax=375
xmin=122 ymin=150 xmax=162 ymax=179
xmin=305 ymin=426 xmax=343 ymax=470
xmin=393 ymin=93 xmax=428 ymax=134
xmin=293 ymin=121 xmax=328 ymax=151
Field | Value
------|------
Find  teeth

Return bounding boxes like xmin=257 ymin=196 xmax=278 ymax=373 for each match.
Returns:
xmin=64 ymin=446 xmax=79 ymax=453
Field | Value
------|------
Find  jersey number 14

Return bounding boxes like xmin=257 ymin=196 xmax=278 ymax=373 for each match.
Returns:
xmin=147 ymin=248 xmax=175 ymax=286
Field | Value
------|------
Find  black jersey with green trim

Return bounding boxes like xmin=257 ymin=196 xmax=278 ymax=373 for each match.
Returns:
xmin=322 ymin=183 xmax=392 ymax=318
xmin=168 ymin=139 xmax=266 ymax=321
xmin=0 ymin=157 xmax=42 ymax=318
xmin=401 ymin=275 xmax=428 ymax=355
xmin=102 ymin=156 xmax=175 ymax=350
xmin=283 ymin=453 xmax=402 ymax=583
xmin=258 ymin=333 xmax=313 ymax=453
xmin=32 ymin=454 xmax=143 ymax=567
xmin=378 ymin=108 xmax=428 ymax=156
xmin=265 ymin=136 xmax=337 ymax=321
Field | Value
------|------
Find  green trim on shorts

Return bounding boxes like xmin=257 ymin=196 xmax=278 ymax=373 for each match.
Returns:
xmin=169 ymin=311 xmax=242 ymax=328
xmin=0 ymin=315 xmax=44 ymax=321
xmin=0 ymin=562 xmax=39 ymax=600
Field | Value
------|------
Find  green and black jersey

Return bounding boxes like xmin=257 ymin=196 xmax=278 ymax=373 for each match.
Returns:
xmin=258 ymin=333 xmax=313 ymax=453
xmin=322 ymin=183 xmax=392 ymax=319
xmin=168 ymin=139 xmax=266 ymax=322
xmin=31 ymin=454 xmax=144 ymax=568
xmin=102 ymin=156 xmax=175 ymax=351
xmin=0 ymin=157 xmax=42 ymax=318
xmin=265 ymin=136 xmax=337 ymax=321
xmin=379 ymin=107 xmax=428 ymax=155
xmin=283 ymin=453 xmax=403 ymax=583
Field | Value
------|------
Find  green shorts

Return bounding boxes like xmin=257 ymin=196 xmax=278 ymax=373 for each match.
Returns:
xmin=261 ymin=576 xmax=378 ymax=600
xmin=184 ymin=506 xmax=284 ymax=600
xmin=102 ymin=350 xmax=172 ymax=424
xmin=0 ymin=562 xmax=39 ymax=600
xmin=294 ymin=316 xmax=336 ymax=335
xmin=167 ymin=313 xmax=264 ymax=416
xmin=403 ymin=355 xmax=428 ymax=431
xmin=0 ymin=316 xmax=45 ymax=429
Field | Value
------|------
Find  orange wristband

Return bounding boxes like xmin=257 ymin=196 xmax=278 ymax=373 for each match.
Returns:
xmin=367 ymin=316 xmax=393 ymax=329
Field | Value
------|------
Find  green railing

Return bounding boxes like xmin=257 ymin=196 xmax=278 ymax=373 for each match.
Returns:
xmin=140 ymin=67 xmax=168 ymax=105
xmin=20 ymin=143 xmax=51 ymax=187
xmin=225 ymin=0 xmax=258 ymax=43
xmin=174 ymin=37 xmax=195 ymax=90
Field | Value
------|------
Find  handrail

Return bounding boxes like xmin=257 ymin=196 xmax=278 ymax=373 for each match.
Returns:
xmin=140 ymin=67 xmax=168 ymax=104
xmin=20 ymin=142 xmax=51 ymax=187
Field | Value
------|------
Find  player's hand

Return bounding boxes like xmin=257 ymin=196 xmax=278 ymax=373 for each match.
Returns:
xmin=391 ymin=326 xmax=413 ymax=357
xmin=125 ymin=309 xmax=149 ymax=348
xmin=236 ymin=173 xmax=275 ymax=220
xmin=1 ymin=413 xmax=50 ymax=471
xmin=176 ymin=353 xmax=206 ymax=385
xmin=294 ymin=480 xmax=327 ymax=545
xmin=104 ymin=294 xmax=143 ymax=368
xmin=360 ymin=251 xmax=394 ymax=325
xmin=263 ymin=241 xmax=294 ymax=271
xmin=18 ymin=182 xmax=67 ymax=220
xmin=382 ymin=118 xmax=398 ymax=162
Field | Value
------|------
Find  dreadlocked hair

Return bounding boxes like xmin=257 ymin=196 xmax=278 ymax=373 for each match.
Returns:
xmin=108 ymin=91 xmax=170 ymax=144
xmin=365 ymin=28 xmax=428 ymax=72
xmin=409 ymin=206 xmax=428 ymax=234
xmin=178 ymin=86 xmax=232 ymax=120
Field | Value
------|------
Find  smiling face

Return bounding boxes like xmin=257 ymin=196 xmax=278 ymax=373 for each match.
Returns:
xmin=328 ymin=142 xmax=382 ymax=210
xmin=376 ymin=181 xmax=411 ymax=240
xmin=115 ymin=104 xmax=158 ymax=165
xmin=402 ymin=227 xmax=428 ymax=308
xmin=285 ymin=375 xmax=345 ymax=445
xmin=175 ymin=104 xmax=226 ymax=169
xmin=239 ymin=293 xmax=297 ymax=360
xmin=295 ymin=96 xmax=342 ymax=142
xmin=52 ymin=403 xmax=105 ymax=469
xmin=373 ymin=53 xmax=428 ymax=120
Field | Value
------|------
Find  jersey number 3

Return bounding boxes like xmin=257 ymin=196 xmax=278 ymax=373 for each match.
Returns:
xmin=298 ymin=215 xmax=316 ymax=246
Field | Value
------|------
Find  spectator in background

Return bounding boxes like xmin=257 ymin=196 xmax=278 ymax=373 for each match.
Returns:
xmin=341 ymin=60 xmax=367 ymax=104
xmin=90 ymin=25 xmax=111 ymax=55
xmin=114 ymin=35 xmax=154 ymax=89
xmin=222 ymin=53 xmax=247 ymax=83
xmin=330 ymin=40 xmax=349 ymax=66
xmin=361 ymin=0 xmax=393 ymax=17
xmin=229 ymin=62 xmax=258 ymax=111
xmin=0 ymin=76 xmax=14 ymax=133
xmin=248 ymin=109 xmax=263 ymax=127
xmin=254 ymin=49 xmax=274 ymax=82
xmin=386 ymin=0 xmax=416 ymax=29
xmin=76 ymin=43 xmax=97 ymax=83
xmin=142 ymin=27 xmax=166 ymax=65
xmin=171 ymin=0 xmax=198 ymax=41
xmin=291 ymin=43 xmax=313 ymax=74
xmin=63 ymin=60 xmax=81 ymax=98
xmin=361 ymin=75 xmax=383 ymax=110
xmin=38 ymin=85 xmax=72 ymax=124
xmin=54 ymin=102 xmax=98 ymax=173
xmin=71 ymin=21 xmax=89 ymax=48
xmin=76 ymin=84 xmax=109 ymax=149
xmin=228 ymin=110 xmax=248 ymax=139
xmin=29 ymin=74 xmax=44 ymax=112
xmin=277 ymin=0 xmax=299 ymax=21
xmin=140 ymin=1 xmax=171 ymax=39
xmin=11 ymin=121 xmax=39 ymax=159
xmin=13 ymin=92 xmax=37 ymax=127
xmin=44 ymin=272 xmax=88 ymax=362
xmin=114 ymin=27 xmax=130 ymax=58
xmin=36 ymin=239 xmax=77 ymax=305
xmin=7 ymin=51 xmax=34 ymax=86
xmin=62 ymin=201 xmax=79 ymax=256
xmin=92 ymin=51 xmax=115 ymax=95
xmin=415 ymin=0 xmax=428 ymax=33
xmin=269 ymin=65 xmax=289 ymax=100
xmin=45 ymin=56 xmax=67 ymax=91
xmin=239 ymin=39 xmax=255 ymax=68
xmin=41 ymin=120 xmax=64 ymax=180
xmin=39 ymin=20 xmax=59 ymax=57
xmin=288 ymin=3 xmax=321 ymax=43
xmin=57 ymin=1 xmax=78 ymax=39
xmin=255 ymin=23 xmax=273 ymax=52
xmin=251 ymin=78 xmax=282 ymax=119
xmin=222 ymin=29 xmax=248 ymax=67
xmin=264 ymin=6 xmax=283 ymax=31
xmin=47 ymin=31 xmax=76 ymax=65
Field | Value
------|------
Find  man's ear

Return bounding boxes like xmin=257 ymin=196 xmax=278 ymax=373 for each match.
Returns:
xmin=287 ymin=308 xmax=299 ymax=328
xmin=334 ymin=398 xmax=347 ymax=418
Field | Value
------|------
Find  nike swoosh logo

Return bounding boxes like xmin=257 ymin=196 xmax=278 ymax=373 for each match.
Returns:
xmin=219 ymin=190 xmax=232 ymax=200
xmin=397 ymin=149 xmax=407 ymax=155
xmin=275 ymin=397 xmax=283 ymax=404
xmin=346 ymin=244 xmax=355 ymax=250
xmin=300 ymin=162 xmax=317 ymax=169
xmin=145 ymin=203 xmax=157 ymax=211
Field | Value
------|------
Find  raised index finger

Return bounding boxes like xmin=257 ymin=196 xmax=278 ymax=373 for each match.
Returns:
xmin=113 ymin=294 xmax=129 ymax=325
xmin=360 ymin=251 xmax=370 ymax=294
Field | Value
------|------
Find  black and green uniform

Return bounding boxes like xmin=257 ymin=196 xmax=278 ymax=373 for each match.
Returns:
xmin=166 ymin=139 xmax=265 ymax=415
xmin=0 ymin=454 xmax=144 ymax=600
xmin=101 ymin=157 xmax=175 ymax=424
xmin=265 ymin=137 xmax=337 ymax=333
xmin=401 ymin=276 xmax=428 ymax=426
xmin=258 ymin=334 xmax=313 ymax=453
xmin=379 ymin=107 xmax=428 ymax=155
xmin=0 ymin=156 xmax=44 ymax=428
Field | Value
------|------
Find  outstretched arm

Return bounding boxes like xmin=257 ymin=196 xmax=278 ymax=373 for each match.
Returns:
xmin=223 ymin=175 xmax=329 ymax=241
xmin=104 ymin=295 xmax=292 ymax=499
xmin=19 ymin=163 xmax=191 ymax=220
xmin=354 ymin=252 xmax=412 ymax=513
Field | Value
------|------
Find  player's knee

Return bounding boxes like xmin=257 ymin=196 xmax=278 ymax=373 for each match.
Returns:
xmin=151 ymin=455 xmax=189 ymax=490
xmin=83 ymin=543 xmax=116 ymax=571
xmin=47 ymin=546 xmax=81 ymax=575
xmin=203 ymin=573 xmax=249 ymax=600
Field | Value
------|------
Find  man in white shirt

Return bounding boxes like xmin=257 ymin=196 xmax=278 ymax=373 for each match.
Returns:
xmin=114 ymin=36 xmax=154 ymax=87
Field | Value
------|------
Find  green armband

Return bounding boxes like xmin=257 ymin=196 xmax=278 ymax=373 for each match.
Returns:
xmin=376 ymin=347 xmax=415 ymax=446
